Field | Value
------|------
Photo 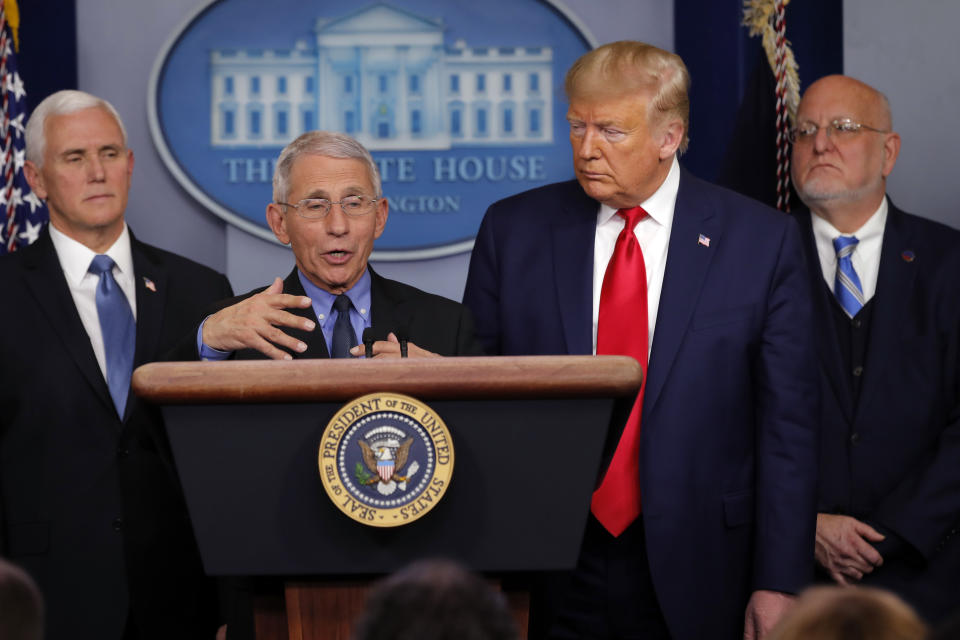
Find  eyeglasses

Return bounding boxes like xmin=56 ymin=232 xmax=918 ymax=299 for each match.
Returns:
xmin=789 ymin=118 xmax=889 ymax=144
xmin=276 ymin=195 xmax=380 ymax=219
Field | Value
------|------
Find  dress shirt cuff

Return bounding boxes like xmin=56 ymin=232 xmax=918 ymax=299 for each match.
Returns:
xmin=197 ymin=316 xmax=232 ymax=361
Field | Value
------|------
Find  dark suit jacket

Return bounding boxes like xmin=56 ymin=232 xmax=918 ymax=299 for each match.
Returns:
xmin=463 ymin=170 xmax=819 ymax=640
xmin=796 ymin=203 xmax=960 ymax=622
xmin=190 ymin=267 xmax=484 ymax=360
xmin=0 ymin=227 xmax=233 ymax=639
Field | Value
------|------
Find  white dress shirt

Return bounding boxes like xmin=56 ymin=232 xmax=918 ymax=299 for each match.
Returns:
xmin=49 ymin=224 xmax=138 ymax=379
xmin=811 ymin=196 xmax=887 ymax=303
xmin=592 ymin=157 xmax=680 ymax=355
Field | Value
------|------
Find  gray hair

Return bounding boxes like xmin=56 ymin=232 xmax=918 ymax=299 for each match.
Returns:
xmin=25 ymin=90 xmax=128 ymax=167
xmin=273 ymin=131 xmax=381 ymax=202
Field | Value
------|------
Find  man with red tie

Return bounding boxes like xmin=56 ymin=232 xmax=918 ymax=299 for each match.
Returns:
xmin=463 ymin=41 xmax=819 ymax=639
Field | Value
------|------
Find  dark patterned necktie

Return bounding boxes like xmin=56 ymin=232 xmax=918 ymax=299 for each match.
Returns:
xmin=331 ymin=294 xmax=357 ymax=358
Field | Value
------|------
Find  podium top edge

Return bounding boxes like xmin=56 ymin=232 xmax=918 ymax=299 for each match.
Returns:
xmin=132 ymin=355 xmax=642 ymax=404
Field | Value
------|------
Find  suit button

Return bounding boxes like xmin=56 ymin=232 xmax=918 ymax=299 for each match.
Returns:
xmin=850 ymin=433 xmax=861 ymax=444
xmin=117 ymin=447 xmax=130 ymax=458
xmin=852 ymin=318 xmax=862 ymax=329
xmin=112 ymin=518 xmax=123 ymax=532
xmin=853 ymin=366 xmax=864 ymax=377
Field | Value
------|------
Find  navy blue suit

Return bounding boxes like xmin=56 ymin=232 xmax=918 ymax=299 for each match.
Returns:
xmin=463 ymin=170 xmax=819 ymax=639
xmin=0 ymin=227 xmax=232 ymax=639
xmin=796 ymin=203 xmax=960 ymax=622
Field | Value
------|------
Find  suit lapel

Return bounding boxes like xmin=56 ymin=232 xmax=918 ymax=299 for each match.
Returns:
xmin=855 ymin=204 xmax=916 ymax=421
xmin=551 ymin=185 xmax=597 ymax=356
xmin=22 ymin=230 xmax=116 ymax=415
xmin=131 ymin=236 xmax=166 ymax=371
xmin=369 ymin=267 xmax=407 ymax=342
xmin=643 ymin=171 xmax=721 ymax=416
xmin=796 ymin=212 xmax=855 ymax=422
xmin=283 ymin=269 xmax=329 ymax=359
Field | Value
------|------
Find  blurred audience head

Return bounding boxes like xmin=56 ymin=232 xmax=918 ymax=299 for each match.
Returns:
xmin=0 ymin=557 xmax=44 ymax=640
xmin=352 ymin=558 xmax=518 ymax=640
xmin=768 ymin=585 xmax=926 ymax=640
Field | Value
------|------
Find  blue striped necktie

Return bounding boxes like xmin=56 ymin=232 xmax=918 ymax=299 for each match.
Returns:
xmin=88 ymin=255 xmax=136 ymax=417
xmin=833 ymin=235 xmax=864 ymax=318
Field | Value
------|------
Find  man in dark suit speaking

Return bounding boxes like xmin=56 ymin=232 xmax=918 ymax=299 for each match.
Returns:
xmin=790 ymin=74 xmax=960 ymax=622
xmin=462 ymin=41 xmax=819 ymax=639
xmin=0 ymin=90 xmax=232 ymax=638
xmin=195 ymin=131 xmax=481 ymax=360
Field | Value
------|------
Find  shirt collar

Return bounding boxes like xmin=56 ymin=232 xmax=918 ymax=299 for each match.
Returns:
xmin=597 ymin=156 xmax=680 ymax=228
xmin=297 ymin=267 xmax=372 ymax=319
xmin=811 ymin=196 xmax=888 ymax=253
xmin=49 ymin=223 xmax=134 ymax=286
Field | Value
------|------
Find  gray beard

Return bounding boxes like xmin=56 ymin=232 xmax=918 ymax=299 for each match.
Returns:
xmin=796 ymin=175 xmax=884 ymax=208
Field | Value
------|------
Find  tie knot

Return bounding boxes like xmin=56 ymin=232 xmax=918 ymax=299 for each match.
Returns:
xmin=617 ymin=206 xmax=648 ymax=230
xmin=833 ymin=235 xmax=859 ymax=258
xmin=333 ymin=294 xmax=352 ymax=313
xmin=88 ymin=254 xmax=117 ymax=276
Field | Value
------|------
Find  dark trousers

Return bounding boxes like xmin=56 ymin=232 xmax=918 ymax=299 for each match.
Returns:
xmin=537 ymin=515 xmax=671 ymax=640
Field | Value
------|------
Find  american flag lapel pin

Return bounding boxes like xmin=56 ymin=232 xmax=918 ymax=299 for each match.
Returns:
xmin=143 ymin=277 xmax=157 ymax=292
xmin=698 ymin=234 xmax=711 ymax=247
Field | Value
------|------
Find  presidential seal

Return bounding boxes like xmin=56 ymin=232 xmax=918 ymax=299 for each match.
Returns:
xmin=318 ymin=393 xmax=454 ymax=527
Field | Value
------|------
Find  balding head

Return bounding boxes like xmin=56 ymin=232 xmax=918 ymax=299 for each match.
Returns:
xmin=791 ymin=75 xmax=900 ymax=231
xmin=803 ymin=75 xmax=892 ymax=130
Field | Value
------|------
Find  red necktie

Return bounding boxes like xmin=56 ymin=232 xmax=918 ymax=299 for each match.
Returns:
xmin=590 ymin=206 xmax=648 ymax=537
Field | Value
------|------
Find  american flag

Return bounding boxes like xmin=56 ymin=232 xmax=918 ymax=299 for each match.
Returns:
xmin=1 ymin=2 xmax=46 ymax=255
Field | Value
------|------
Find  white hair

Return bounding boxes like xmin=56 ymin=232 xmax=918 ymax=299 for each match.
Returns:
xmin=25 ymin=90 xmax=128 ymax=167
xmin=273 ymin=130 xmax=381 ymax=202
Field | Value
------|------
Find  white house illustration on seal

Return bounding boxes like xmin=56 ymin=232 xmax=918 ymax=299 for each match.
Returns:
xmin=209 ymin=3 xmax=554 ymax=150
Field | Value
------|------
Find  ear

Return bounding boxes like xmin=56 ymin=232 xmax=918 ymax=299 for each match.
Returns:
xmin=24 ymin=160 xmax=46 ymax=199
xmin=266 ymin=203 xmax=290 ymax=245
xmin=372 ymin=197 xmax=389 ymax=240
xmin=126 ymin=148 xmax=135 ymax=179
xmin=658 ymin=119 xmax=684 ymax=160
xmin=880 ymin=132 xmax=901 ymax=178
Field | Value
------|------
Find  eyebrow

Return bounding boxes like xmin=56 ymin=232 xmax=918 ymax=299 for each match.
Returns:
xmin=565 ymin=115 xmax=624 ymax=129
xmin=60 ymin=143 xmax=124 ymax=156
xmin=302 ymin=185 xmax=369 ymax=199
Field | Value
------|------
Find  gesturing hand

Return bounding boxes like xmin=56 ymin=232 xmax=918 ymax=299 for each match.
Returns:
xmin=350 ymin=332 xmax=440 ymax=359
xmin=202 ymin=277 xmax=315 ymax=360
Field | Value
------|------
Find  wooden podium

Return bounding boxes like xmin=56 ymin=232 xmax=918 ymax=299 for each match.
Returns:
xmin=133 ymin=356 xmax=641 ymax=640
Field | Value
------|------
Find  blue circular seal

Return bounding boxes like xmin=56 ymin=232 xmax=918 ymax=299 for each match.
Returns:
xmin=318 ymin=392 xmax=454 ymax=527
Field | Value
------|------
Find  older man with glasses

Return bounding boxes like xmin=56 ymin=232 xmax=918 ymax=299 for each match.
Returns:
xmin=193 ymin=131 xmax=483 ymax=360
xmin=790 ymin=74 xmax=960 ymax=623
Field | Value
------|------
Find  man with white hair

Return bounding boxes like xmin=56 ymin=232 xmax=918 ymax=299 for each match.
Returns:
xmin=193 ymin=130 xmax=482 ymax=360
xmin=0 ymin=90 xmax=231 ymax=638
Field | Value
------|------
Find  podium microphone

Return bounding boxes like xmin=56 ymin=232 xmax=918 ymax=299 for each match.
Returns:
xmin=362 ymin=328 xmax=378 ymax=359
xmin=394 ymin=326 xmax=410 ymax=358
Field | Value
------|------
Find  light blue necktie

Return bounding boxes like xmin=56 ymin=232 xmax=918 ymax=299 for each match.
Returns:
xmin=833 ymin=235 xmax=865 ymax=318
xmin=331 ymin=294 xmax=357 ymax=358
xmin=88 ymin=255 xmax=136 ymax=417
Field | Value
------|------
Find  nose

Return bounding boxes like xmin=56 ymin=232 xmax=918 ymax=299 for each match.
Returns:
xmin=577 ymin=128 xmax=602 ymax=160
xmin=812 ymin=124 xmax=835 ymax=154
xmin=87 ymin=157 xmax=107 ymax=182
xmin=324 ymin=204 xmax=349 ymax=236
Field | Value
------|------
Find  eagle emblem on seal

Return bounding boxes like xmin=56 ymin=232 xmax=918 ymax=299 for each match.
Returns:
xmin=356 ymin=426 xmax=420 ymax=496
